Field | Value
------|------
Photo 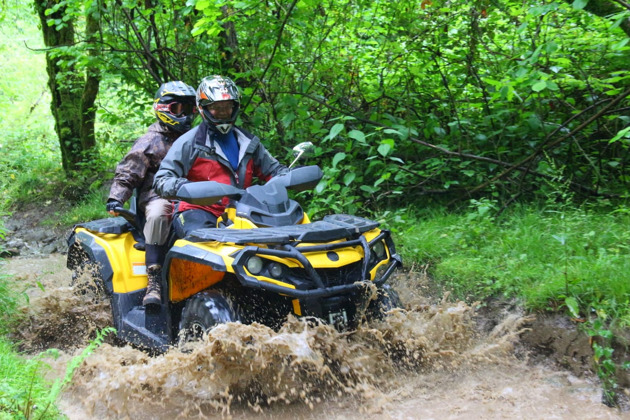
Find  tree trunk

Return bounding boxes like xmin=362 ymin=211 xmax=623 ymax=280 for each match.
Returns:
xmin=81 ymin=2 xmax=100 ymax=153
xmin=34 ymin=0 xmax=100 ymax=176
xmin=220 ymin=5 xmax=241 ymax=73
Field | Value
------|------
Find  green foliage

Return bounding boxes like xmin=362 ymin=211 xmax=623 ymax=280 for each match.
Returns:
xmin=0 ymin=339 xmax=59 ymax=420
xmin=0 ymin=222 xmax=25 ymax=335
xmin=397 ymin=203 xmax=630 ymax=319
xmin=0 ymin=328 xmax=115 ymax=419
xmin=584 ymin=315 xmax=630 ymax=407
xmin=56 ymin=187 xmax=110 ymax=226
xmin=0 ymin=272 xmax=21 ymax=337
xmin=191 ymin=0 xmax=629 ymax=207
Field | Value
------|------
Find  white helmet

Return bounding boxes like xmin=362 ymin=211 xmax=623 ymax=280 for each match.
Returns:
xmin=196 ymin=75 xmax=241 ymax=134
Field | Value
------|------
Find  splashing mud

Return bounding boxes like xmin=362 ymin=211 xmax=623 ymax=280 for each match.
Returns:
xmin=2 ymin=254 xmax=626 ymax=419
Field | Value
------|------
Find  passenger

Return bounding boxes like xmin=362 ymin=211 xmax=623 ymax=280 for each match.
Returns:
xmin=106 ymin=81 xmax=197 ymax=307
xmin=153 ymin=75 xmax=287 ymax=238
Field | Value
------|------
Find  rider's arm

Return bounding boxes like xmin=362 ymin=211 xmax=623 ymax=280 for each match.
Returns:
xmin=108 ymin=135 xmax=153 ymax=205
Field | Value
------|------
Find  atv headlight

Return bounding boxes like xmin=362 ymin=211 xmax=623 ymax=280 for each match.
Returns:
xmin=268 ymin=262 xmax=284 ymax=279
xmin=246 ymin=256 xmax=264 ymax=275
xmin=372 ymin=241 xmax=386 ymax=259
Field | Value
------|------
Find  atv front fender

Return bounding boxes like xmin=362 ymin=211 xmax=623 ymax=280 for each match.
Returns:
xmin=67 ymin=229 xmax=115 ymax=295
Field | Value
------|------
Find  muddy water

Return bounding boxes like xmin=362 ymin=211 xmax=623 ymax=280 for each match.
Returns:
xmin=2 ymin=254 xmax=625 ymax=419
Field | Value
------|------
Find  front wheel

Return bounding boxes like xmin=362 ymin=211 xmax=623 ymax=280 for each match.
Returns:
xmin=366 ymin=284 xmax=404 ymax=321
xmin=178 ymin=291 xmax=240 ymax=346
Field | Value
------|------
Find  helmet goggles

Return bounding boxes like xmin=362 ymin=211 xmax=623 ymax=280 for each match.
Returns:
xmin=154 ymin=102 xmax=198 ymax=116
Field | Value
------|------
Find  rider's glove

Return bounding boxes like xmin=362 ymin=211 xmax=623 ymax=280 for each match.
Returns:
xmin=106 ymin=200 xmax=123 ymax=214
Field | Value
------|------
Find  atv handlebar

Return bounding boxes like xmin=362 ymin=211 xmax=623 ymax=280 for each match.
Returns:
xmin=172 ymin=165 xmax=323 ymax=206
xmin=174 ymin=181 xmax=245 ymax=206
xmin=112 ymin=207 xmax=137 ymax=226
xmin=266 ymin=165 xmax=323 ymax=192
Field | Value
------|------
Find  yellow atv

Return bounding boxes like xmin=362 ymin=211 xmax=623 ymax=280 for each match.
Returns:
xmin=67 ymin=145 xmax=402 ymax=351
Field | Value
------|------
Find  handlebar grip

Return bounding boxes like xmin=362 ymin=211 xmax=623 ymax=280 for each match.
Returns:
xmin=113 ymin=207 xmax=136 ymax=224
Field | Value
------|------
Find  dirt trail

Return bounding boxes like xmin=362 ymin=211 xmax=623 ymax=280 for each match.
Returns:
xmin=2 ymin=253 xmax=626 ymax=419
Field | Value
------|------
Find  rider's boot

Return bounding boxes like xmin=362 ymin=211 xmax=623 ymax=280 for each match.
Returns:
xmin=143 ymin=264 xmax=162 ymax=307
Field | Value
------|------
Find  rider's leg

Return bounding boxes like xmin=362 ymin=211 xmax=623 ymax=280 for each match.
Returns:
xmin=142 ymin=198 xmax=172 ymax=307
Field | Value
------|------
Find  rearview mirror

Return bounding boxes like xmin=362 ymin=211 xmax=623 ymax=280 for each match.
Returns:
xmin=289 ymin=141 xmax=315 ymax=168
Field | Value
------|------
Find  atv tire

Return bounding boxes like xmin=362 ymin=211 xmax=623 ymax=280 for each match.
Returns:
xmin=178 ymin=291 xmax=240 ymax=345
xmin=367 ymin=284 xmax=403 ymax=321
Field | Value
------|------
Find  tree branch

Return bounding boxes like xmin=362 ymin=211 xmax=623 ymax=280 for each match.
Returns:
xmin=462 ymin=87 xmax=630 ymax=198
xmin=242 ymin=0 xmax=299 ymax=111
xmin=119 ymin=4 xmax=175 ymax=83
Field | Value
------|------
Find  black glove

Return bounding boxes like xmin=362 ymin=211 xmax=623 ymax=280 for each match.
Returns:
xmin=106 ymin=200 xmax=123 ymax=213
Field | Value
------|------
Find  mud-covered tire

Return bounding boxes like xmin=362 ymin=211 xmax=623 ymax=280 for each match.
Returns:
xmin=178 ymin=291 xmax=240 ymax=345
xmin=367 ymin=284 xmax=404 ymax=321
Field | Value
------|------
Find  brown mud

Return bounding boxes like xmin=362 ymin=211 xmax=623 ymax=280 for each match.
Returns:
xmin=2 ymin=253 xmax=628 ymax=419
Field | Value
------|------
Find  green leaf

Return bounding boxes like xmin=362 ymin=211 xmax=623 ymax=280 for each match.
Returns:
xmin=196 ymin=0 xmax=210 ymax=10
xmin=612 ymin=38 xmax=629 ymax=51
xmin=343 ymin=172 xmax=356 ymax=186
xmin=565 ymin=297 xmax=580 ymax=318
xmin=332 ymin=152 xmax=346 ymax=168
xmin=532 ymin=81 xmax=547 ymax=92
xmin=348 ymin=129 xmax=366 ymax=145
xmin=572 ymin=0 xmax=588 ymax=10
xmin=327 ymin=123 xmax=344 ymax=141
xmin=377 ymin=142 xmax=392 ymax=157
xmin=546 ymin=81 xmax=559 ymax=91
xmin=609 ymin=126 xmax=630 ymax=144
xmin=383 ymin=128 xmax=403 ymax=137
xmin=315 ymin=181 xmax=326 ymax=194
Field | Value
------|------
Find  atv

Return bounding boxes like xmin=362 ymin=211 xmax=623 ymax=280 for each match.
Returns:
xmin=67 ymin=143 xmax=403 ymax=352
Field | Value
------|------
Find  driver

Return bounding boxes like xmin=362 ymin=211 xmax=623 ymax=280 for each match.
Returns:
xmin=153 ymin=75 xmax=287 ymax=238
xmin=107 ymin=81 xmax=197 ymax=307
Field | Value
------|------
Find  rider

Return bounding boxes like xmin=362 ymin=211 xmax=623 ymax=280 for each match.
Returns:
xmin=106 ymin=80 xmax=197 ymax=307
xmin=153 ymin=75 xmax=287 ymax=238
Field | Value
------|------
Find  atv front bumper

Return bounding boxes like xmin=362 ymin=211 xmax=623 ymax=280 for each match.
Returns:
xmin=231 ymin=229 xmax=402 ymax=299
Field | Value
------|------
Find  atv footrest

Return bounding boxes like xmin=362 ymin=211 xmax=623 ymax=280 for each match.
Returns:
xmin=119 ymin=306 xmax=170 ymax=351
xmin=186 ymin=214 xmax=380 ymax=244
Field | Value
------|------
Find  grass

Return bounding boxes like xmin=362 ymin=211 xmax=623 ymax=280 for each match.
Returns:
xmin=396 ymin=202 xmax=630 ymax=325
xmin=0 ymin=339 xmax=61 ymax=420
xmin=0 ymin=261 xmax=59 ymax=419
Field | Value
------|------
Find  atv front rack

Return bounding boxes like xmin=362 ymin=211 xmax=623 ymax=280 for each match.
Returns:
xmin=185 ymin=214 xmax=380 ymax=244
xmin=179 ymin=214 xmax=401 ymax=299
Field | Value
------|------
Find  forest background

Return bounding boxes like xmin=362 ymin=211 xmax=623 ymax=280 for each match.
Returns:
xmin=0 ymin=0 xmax=629 ymax=416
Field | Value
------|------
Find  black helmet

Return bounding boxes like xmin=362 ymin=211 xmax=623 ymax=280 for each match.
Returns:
xmin=196 ymin=75 xmax=241 ymax=134
xmin=153 ymin=81 xmax=197 ymax=133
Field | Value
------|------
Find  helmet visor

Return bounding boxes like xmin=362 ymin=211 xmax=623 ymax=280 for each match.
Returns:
xmin=202 ymin=100 xmax=235 ymax=120
xmin=155 ymin=102 xmax=197 ymax=116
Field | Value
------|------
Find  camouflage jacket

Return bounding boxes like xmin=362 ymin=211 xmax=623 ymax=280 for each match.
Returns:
xmin=108 ymin=122 xmax=183 ymax=211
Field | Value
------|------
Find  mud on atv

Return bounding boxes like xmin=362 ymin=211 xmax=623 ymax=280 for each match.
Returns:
xmin=67 ymin=146 xmax=403 ymax=352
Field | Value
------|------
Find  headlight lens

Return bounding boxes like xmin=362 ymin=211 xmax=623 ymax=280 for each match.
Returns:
xmin=372 ymin=241 xmax=386 ymax=259
xmin=269 ymin=262 xmax=283 ymax=278
xmin=246 ymin=256 xmax=264 ymax=275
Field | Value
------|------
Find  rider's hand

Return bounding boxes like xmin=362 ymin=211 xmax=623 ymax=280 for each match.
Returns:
xmin=106 ymin=200 xmax=123 ymax=215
